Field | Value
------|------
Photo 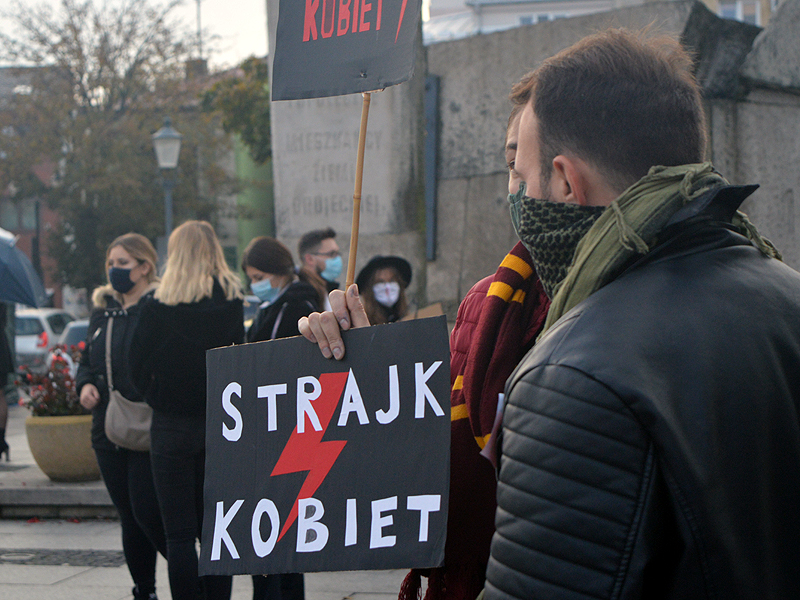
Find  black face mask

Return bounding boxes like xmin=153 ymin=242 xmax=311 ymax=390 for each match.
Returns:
xmin=509 ymin=184 xmax=606 ymax=298
xmin=108 ymin=267 xmax=136 ymax=294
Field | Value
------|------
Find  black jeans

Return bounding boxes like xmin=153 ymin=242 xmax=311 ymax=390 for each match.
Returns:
xmin=150 ymin=411 xmax=232 ymax=600
xmin=95 ymin=445 xmax=167 ymax=596
xmin=251 ymin=573 xmax=305 ymax=600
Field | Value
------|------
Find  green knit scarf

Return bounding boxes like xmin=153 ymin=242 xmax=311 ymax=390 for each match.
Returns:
xmin=541 ymin=162 xmax=781 ymax=336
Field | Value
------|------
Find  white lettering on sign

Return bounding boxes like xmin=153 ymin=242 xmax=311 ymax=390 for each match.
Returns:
xmin=222 ymin=382 xmax=243 ymax=442
xmin=407 ymin=495 xmax=441 ymax=542
xmin=297 ymin=376 xmax=322 ymax=433
xmin=415 ymin=361 xmax=444 ymax=418
xmin=211 ymin=499 xmax=244 ymax=560
xmin=218 ymin=362 xmax=447 ymax=439
xmin=345 ymin=498 xmax=357 ymax=546
xmin=370 ymin=496 xmax=397 ymax=549
xmin=297 ymin=498 xmax=329 ymax=552
xmin=375 ymin=364 xmax=400 ymax=424
xmin=258 ymin=383 xmax=288 ymax=432
xmin=251 ymin=499 xmax=281 ymax=557
xmin=337 ymin=369 xmax=369 ymax=426
xmin=208 ymin=494 xmax=442 ymax=559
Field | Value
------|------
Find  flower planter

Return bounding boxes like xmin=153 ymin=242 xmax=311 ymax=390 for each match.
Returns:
xmin=25 ymin=414 xmax=100 ymax=482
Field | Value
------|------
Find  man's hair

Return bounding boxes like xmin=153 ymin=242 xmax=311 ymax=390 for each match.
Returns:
xmin=507 ymin=101 xmax=525 ymax=141
xmin=510 ymin=28 xmax=707 ymax=192
xmin=298 ymin=227 xmax=336 ymax=258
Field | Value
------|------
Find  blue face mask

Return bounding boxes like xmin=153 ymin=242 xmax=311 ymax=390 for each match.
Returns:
xmin=109 ymin=267 xmax=135 ymax=294
xmin=251 ymin=279 xmax=281 ymax=304
xmin=320 ymin=255 xmax=343 ymax=283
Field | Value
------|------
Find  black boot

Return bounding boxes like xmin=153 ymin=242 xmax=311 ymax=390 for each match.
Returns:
xmin=132 ymin=584 xmax=158 ymax=600
xmin=0 ymin=428 xmax=8 ymax=461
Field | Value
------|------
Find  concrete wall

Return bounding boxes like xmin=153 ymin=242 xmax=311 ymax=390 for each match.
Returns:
xmin=732 ymin=0 xmax=800 ymax=266
xmin=715 ymin=90 xmax=800 ymax=267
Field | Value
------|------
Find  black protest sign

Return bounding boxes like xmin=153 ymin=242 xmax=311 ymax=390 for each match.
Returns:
xmin=199 ymin=317 xmax=450 ymax=575
xmin=271 ymin=0 xmax=422 ymax=100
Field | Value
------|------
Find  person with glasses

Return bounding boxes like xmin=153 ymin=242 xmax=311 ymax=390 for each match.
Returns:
xmin=297 ymin=228 xmax=342 ymax=308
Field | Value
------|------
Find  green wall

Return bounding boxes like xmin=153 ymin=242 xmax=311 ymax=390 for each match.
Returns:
xmin=235 ymin=136 xmax=274 ymax=268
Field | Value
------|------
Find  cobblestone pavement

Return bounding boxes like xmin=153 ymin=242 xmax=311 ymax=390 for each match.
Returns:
xmin=0 ymin=517 xmax=408 ymax=600
xmin=0 ymin=548 xmax=126 ymax=567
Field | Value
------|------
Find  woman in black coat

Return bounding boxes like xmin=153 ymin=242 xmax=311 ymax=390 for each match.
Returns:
xmin=76 ymin=233 xmax=166 ymax=600
xmin=242 ymin=236 xmax=321 ymax=600
xmin=129 ymin=221 xmax=244 ymax=600
xmin=243 ymin=237 xmax=321 ymax=344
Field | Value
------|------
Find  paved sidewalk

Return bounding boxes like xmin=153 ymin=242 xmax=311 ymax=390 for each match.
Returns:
xmin=0 ymin=403 xmax=115 ymax=519
xmin=0 ymin=404 xmax=408 ymax=600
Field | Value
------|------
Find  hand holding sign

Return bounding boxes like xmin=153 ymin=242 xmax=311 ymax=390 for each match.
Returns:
xmin=299 ymin=284 xmax=370 ymax=359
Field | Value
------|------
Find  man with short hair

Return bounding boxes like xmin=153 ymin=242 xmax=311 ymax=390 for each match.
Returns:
xmin=486 ymin=28 xmax=800 ymax=599
xmin=298 ymin=228 xmax=342 ymax=293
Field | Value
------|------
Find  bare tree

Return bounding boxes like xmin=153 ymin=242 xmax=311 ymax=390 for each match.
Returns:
xmin=0 ymin=0 xmax=232 ymax=291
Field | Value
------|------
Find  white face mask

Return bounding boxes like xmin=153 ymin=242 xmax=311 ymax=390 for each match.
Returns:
xmin=373 ymin=281 xmax=401 ymax=307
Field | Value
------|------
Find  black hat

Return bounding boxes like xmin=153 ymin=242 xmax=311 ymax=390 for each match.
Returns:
xmin=355 ymin=255 xmax=412 ymax=291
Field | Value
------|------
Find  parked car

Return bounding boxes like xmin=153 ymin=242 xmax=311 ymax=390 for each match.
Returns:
xmin=14 ymin=308 xmax=75 ymax=373
xmin=59 ymin=319 xmax=89 ymax=350
xmin=42 ymin=319 xmax=89 ymax=379
xmin=244 ymin=295 xmax=261 ymax=330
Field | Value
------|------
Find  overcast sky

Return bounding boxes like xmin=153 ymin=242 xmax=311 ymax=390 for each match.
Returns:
xmin=0 ymin=0 xmax=268 ymax=70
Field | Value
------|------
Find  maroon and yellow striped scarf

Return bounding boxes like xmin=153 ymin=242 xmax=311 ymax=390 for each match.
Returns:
xmin=399 ymin=242 xmax=549 ymax=600
xmin=456 ymin=241 xmax=550 ymax=448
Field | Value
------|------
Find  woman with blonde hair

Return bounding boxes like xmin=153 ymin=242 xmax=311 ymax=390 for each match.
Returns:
xmin=76 ymin=233 xmax=166 ymax=600
xmin=130 ymin=221 xmax=243 ymax=600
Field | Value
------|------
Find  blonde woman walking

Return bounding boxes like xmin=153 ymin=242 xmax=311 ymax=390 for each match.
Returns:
xmin=130 ymin=221 xmax=244 ymax=600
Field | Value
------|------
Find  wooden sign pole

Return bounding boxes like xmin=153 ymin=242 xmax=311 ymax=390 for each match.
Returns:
xmin=345 ymin=91 xmax=372 ymax=287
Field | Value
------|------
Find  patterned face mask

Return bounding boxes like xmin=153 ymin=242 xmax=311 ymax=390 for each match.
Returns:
xmin=509 ymin=183 xmax=606 ymax=298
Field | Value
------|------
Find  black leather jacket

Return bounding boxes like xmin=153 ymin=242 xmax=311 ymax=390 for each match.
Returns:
xmin=486 ymin=186 xmax=800 ymax=599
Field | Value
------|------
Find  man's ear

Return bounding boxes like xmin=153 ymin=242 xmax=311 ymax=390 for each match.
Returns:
xmin=302 ymin=253 xmax=314 ymax=268
xmin=551 ymin=155 xmax=589 ymax=205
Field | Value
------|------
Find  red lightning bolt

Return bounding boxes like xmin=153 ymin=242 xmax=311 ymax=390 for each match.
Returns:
xmin=395 ymin=0 xmax=408 ymax=42
xmin=271 ymin=372 xmax=349 ymax=541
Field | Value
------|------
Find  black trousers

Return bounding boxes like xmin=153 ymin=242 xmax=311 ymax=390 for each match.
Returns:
xmin=150 ymin=411 xmax=232 ymax=600
xmin=251 ymin=573 xmax=305 ymax=600
xmin=95 ymin=445 xmax=167 ymax=596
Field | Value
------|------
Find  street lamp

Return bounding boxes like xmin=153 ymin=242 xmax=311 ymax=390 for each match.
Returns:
xmin=151 ymin=117 xmax=182 ymax=237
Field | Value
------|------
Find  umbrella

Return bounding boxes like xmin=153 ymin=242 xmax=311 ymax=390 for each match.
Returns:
xmin=0 ymin=227 xmax=47 ymax=307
